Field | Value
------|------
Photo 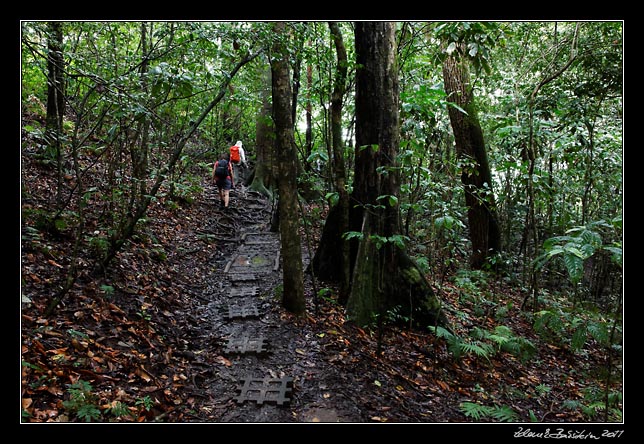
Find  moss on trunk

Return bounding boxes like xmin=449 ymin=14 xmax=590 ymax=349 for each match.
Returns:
xmin=346 ymin=229 xmax=449 ymax=330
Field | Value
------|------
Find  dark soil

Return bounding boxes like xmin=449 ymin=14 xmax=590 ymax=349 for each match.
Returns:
xmin=20 ymin=151 xmax=623 ymax=431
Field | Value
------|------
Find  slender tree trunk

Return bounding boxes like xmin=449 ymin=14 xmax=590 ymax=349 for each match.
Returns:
xmin=250 ymin=64 xmax=275 ymax=197
xmin=442 ymin=48 xmax=501 ymax=270
xmin=45 ymin=21 xmax=65 ymax=209
xmin=305 ymin=62 xmax=313 ymax=162
xmin=271 ymin=22 xmax=306 ymax=315
xmin=328 ymin=21 xmax=351 ymax=304
xmin=133 ymin=22 xmax=149 ymax=202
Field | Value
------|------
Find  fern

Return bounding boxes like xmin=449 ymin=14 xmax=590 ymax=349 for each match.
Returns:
xmin=563 ymin=399 xmax=581 ymax=410
xmin=428 ymin=325 xmax=454 ymax=340
xmin=473 ymin=325 xmax=537 ymax=362
xmin=489 ymin=405 xmax=519 ymax=422
xmin=459 ymin=341 xmax=494 ymax=361
xmin=460 ymin=402 xmax=491 ymax=420
xmin=460 ymin=402 xmax=519 ymax=422
xmin=537 ymin=221 xmax=614 ymax=285
xmin=587 ymin=319 xmax=611 ymax=345
xmin=75 ymin=404 xmax=102 ymax=422
xmin=571 ymin=325 xmax=588 ymax=351
xmin=535 ymin=384 xmax=551 ymax=396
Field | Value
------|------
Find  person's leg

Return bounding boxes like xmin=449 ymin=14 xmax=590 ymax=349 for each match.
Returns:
xmin=223 ymin=178 xmax=232 ymax=208
xmin=217 ymin=184 xmax=225 ymax=207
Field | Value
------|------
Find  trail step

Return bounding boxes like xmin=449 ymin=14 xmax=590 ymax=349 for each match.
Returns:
xmin=240 ymin=232 xmax=280 ymax=245
xmin=234 ymin=376 xmax=294 ymax=406
xmin=224 ymin=333 xmax=268 ymax=355
xmin=227 ymin=273 xmax=259 ymax=284
xmin=228 ymin=286 xmax=259 ymax=298
xmin=223 ymin=303 xmax=260 ymax=320
xmin=225 ymin=252 xmax=279 ymax=275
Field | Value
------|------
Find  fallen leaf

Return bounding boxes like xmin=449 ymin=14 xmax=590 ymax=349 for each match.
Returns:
xmin=215 ymin=356 xmax=232 ymax=367
xmin=136 ymin=367 xmax=152 ymax=382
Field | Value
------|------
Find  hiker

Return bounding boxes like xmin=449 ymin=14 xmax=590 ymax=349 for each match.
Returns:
xmin=229 ymin=140 xmax=248 ymax=183
xmin=212 ymin=152 xmax=234 ymax=209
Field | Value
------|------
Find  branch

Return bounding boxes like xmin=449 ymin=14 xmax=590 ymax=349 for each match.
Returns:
xmin=99 ymin=49 xmax=263 ymax=271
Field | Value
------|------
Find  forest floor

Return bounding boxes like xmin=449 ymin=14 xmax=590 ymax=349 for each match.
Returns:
xmin=20 ymin=146 xmax=623 ymax=432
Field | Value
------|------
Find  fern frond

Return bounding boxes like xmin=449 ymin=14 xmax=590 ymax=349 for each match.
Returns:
xmin=460 ymin=402 xmax=492 ymax=420
xmin=493 ymin=325 xmax=512 ymax=336
xmin=562 ymin=399 xmax=580 ymax=410
xmin=587 ymin=320 xmax=610 ymax=344
xmin=459 ymin=341 xmax=494 ymax=360
xmin=428 ymin=325 xmax=454 ymax=340
xmin=571 ymin=325 xmax=588 ymax=351
xmin=535 ymin=384 xmax=551 ymax=396
xmin=488 ymin=334 xmax=511 ymax=348
xmin=489 ymin=405 xmax=519 ymax=422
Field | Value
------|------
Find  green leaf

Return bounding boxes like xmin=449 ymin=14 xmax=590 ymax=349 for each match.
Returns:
xmin=563 ymin=252 xmax=584 ymax=284
xmin=460 ymin=402 xmax=492 ymax=420
xmin=388 ymin=234 xmax=409 ymax=249
xmin=529 ymin=409 xmax=539 ymax=422
xmin=325 ymin=192 xmax=339 ymax=207
xmin=342 ymin=231 xmax=363 ymax=241
xmin=490 ymin=405 xmax=519 ymax=422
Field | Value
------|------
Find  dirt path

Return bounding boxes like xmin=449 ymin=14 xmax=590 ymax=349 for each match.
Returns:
xmin=169 ymin=182 xmax=364 ymax=423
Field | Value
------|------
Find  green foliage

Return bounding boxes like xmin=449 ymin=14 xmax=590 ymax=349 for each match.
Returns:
xmin=342 ymin=231 xmax=409 ymax=251
xmin=562 ymin=387 xmax=622 ymax=422
xmin=88 ymin=234 xmax=110 ymax=257
xmin=430 ymin=322 xmax=535 ymax=364
xmin=535 ymin=384 xmax=551 ymax=397
xmin=100 ymin=284 xmax=115 ymax=297
xmin=135 ymin=395 xmax=154 ymax=412
xmin=61 ymin=379 xmax=148 ymax=422
xmin=472 ymin=325 xmax=537 ymax=362
xmin=105 ymin=401 xmax=134 ymax=419
xmin=532 ymin=302 xmax=618 ymax=354
xmin=460 ymin=401 xmax=519 ymax=422
xmin=325 ymin=192 xmax=339 ymax=207
xmin=63 ymin=380 xmax=102 ymax=422
xmin=317 ymin=287 xmax=337 ymax=304
xmin=428 ymin=325 xmax=492 ymax=362
xmin=66 ymin=329 xmax=89 ymax=340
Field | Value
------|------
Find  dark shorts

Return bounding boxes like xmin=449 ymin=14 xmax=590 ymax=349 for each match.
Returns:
xmin=216 ymin=177 xmax=232 ymax=190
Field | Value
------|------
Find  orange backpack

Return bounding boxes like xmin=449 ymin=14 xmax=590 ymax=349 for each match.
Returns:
xmin=230 ymin=145 xmax=241 ymax=163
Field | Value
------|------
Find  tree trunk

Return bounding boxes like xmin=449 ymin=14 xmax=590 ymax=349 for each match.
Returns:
xmin=343 ymin=22 xmax=447 ymax=329
xmin=133 ymin=22 xmax=150 ymax=202
xmin=305 ymin=61 xmax=313 ymax=164
xmin=328 ymin=21 xmax=351 ymax=304
xmin=250 ymin=64 xmax=275 ymax=198
xmin=45 ymin=21 xmax=65 ymax=209
xmin=442 ymin=49 xmax=501 ymax=270
xmin=271 ymin=22 xmax=306 ymax=315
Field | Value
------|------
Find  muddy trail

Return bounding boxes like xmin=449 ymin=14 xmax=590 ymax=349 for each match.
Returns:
xmin=166 ymin=181 xmax=366 ymax=423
